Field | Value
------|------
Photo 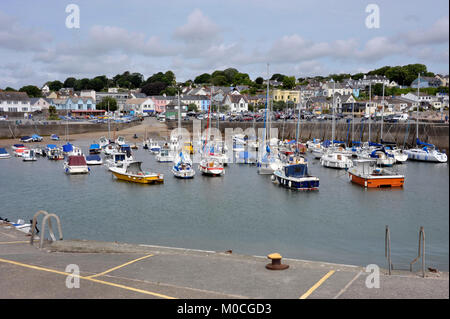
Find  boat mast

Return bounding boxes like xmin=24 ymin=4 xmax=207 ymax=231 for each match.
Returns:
xmin=177 ymin=90 xmax=181 ymax=140
xmin=296 ymin=89 xmax=301 ymax=152
xmin=368 ymin=82 xmax=371 ymax=142
xmin=107 ymin=100 xmax=110 ymax=141
xmin=331 ymin=79 xmax=335 ymax=143
xmin=416 ymin=73 xmax=420 ymax=140
xmin=351 ymin=101 xmax=354 ymax=142
xmin=381 ymin=82 xmax=385 ymax=141
xmin=261 ymin=63 xmax=269 ymax=160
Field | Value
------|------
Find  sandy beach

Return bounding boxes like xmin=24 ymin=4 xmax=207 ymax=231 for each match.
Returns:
xmin=0 ymin=117 xmax=172 ymax=148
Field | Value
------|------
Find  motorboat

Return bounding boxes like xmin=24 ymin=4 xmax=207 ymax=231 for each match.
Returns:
xmin=115 ymin=136 xmax=126 ymax=146
xmin=62 ymin=143 xmax=82 ymax=156
xmin=22 ymin=149 xmax=37 ymax=161
xmin=348 ymin=159 xmax=404 ymax=188
xmin=0 ymin=148 xmax=11 ymax=159
xmin=20 ymin=136 xmax=33 ymax=143
xmin=46 ymin=144 xmax=64 ymax=160
xmin=103 ymin=143 xmax=118 ymax=156
xmin=320 ymin=150 xmax=353 ymax=169
xmin=272 ymin=162 xmax=319 ymax=190
xmin=89 ymin=143 xmax=101 ymax=154
xmin=32 ymin=134 xmax=43 ymax=142
xmin=99 ymin=136 xmax=109 ymax=149
xmin=156 ymin=145 xmax=175 ymax=162
xmin=85 ymin=154 xmax=103 ymax=165
xmin=104 ymin=151 xmax=134 ymax=168
xmin=13 ymin=147 xmax=26 ymax=157
xmin=172 ymin=152 xmax=195 ymax=179
xmin=403 ymin=139 xmax=447 ymax=163
xmin=11 ymin=144 xmax=25 ymax=151
xmin=198 ymin=157 xmax=224 ymax=176
xmin=12 ymin=219 xmax=33 ymax=234
xmin=51 ymin=134 xmax=60 ymax=141
xmin=64 ymin=155 xmax=90 ymax=174
xmin=109 ymin=161 xmax=163 ymax=184
xmin=149 ymin=140 xmax=161 ymax=154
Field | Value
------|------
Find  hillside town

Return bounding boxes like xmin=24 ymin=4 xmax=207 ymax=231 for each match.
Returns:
xmin=0 ymin=69 xmax=449 ymax=122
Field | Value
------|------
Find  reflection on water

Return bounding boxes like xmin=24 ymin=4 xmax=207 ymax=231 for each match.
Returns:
xmin=0 ymin=141 xmax=448 ymax=270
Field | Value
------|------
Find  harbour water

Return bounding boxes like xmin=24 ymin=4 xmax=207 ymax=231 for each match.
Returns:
xmin=0 ymin=139 xmax=448 ymax=271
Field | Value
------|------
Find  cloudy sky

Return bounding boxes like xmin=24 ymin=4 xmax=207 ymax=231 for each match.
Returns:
xmin=0 ymin=0 xmax=448 ymax=88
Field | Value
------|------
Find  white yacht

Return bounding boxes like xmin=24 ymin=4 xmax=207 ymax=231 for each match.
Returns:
xmin=404 ymin=140 xmax=447 ymax=163
xmin=320 ymin=150 xmax=353 ymax=169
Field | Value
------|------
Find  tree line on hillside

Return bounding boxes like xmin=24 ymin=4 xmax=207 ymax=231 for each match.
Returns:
xmin=1 ymin=64 xmax=447 ymax=99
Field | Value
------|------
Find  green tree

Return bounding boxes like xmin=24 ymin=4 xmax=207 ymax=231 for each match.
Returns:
xmin=271 ymin=73 xmax=285 ymax=82
xmin=96 ymin=96 xmax=118 ymax=112
xmin=19 ymin=85 xmax=42 ymax=98
xmin=255 ymin=77 xmax=264 ymax=85
xmin=48 ymin=105 xmax=59 ymax=120
xmin=194 ymin=73 xmax=211 ymax=84
xmin=187 ymin=103 xmax=198 ymax=112
xmin=211 ymin=75 xmax=228 ymax=86
xmin=88 ymin=78 xmax=105 ymax=91
xmin=47 ymin=80 xmax=63 ymax=92
xmin=282 ymin=76 xmax=296 ymax=89
xmin=4 ymin=87 xmax=16 ymax=91
xmin=141 ymin=81 xmax=167 ymax=96
xmin=63 ymin=77 xmax=77 ymax=88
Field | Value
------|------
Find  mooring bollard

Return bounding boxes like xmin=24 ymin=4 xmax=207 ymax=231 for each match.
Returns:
xmin=266 ymin=253 xmax=289 ymax=270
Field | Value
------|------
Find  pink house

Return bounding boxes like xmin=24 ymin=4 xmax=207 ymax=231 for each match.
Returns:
xmin=151 ymin=96 xmax=172 ymax=113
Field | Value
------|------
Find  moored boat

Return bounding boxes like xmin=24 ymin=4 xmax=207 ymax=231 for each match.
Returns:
xmin=109 ymin=161 xmax=163 ymax=184
xmin=51 ymin=134 xmax=60 ymax=141
xmin=89 ymin=143 xmax=101 ymax=154
xmin=272 ymin=162 xmax=319 ymax=190
xmin=320 ymin=151 xmax=353 ymax=169
xmin=0 ymin=148 xmax=11 ymax=159
xmin=172 ymin=152 xmax=195 ymax=179
xmin=403 ymin=139 xmax=447 ymax=163
xmin=198 ymin=158 xmax=224 ymax=176
xmin=348 ymin=159 xmax=405 ymax=188
xmin=22 ymin=149 xmax=37 ymax=161
xmin=64 ymin=155 xmax=90 ymax=174
xmin=85 ymin=154 xmax=103 ymax=165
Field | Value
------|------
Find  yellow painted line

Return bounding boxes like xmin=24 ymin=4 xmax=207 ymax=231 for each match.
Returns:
xmin=86 ymin=254 xmax=154 ymax=279
xmin=0 ymin=241 xmax=28 ymax=245
xmin=299 ymin=270 xmax=335 ymax=299
xmin=0 ymin=257 xmax=175 ymax=299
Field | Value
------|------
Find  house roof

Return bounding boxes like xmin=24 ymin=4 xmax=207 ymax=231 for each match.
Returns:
xmin=0 ymin=91 xmax=30 ymax=101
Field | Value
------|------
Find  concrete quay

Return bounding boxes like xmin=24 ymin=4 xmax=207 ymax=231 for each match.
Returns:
xmin=0 ymin=224 xmax=448 ymax=299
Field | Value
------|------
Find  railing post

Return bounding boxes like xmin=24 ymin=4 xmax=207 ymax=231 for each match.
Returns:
xmin=385 ymin=225 xmax=392 ymax=275
xmin=410 ymin=226 xmax=425 ymax=278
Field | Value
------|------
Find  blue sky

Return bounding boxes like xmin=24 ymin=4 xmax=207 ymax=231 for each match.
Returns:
xmin=0 ymin=0 xmax=448 ymax=88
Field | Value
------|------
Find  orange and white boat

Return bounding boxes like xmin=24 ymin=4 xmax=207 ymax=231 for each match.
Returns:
xmin=199 ymin=158 xmax=224 ymax=176
xmin=348 ymin=159 xmax=404 ymax=188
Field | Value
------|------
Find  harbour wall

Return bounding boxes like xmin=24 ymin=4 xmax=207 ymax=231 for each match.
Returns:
xmin=166 ymin=120 xmax=450 ymax=153
xmin=0 ymin=120 xmax=142 ymax=139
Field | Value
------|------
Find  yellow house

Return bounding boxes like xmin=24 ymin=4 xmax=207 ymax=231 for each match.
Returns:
xmin=272 ymin=89 xmax=300 ymax=104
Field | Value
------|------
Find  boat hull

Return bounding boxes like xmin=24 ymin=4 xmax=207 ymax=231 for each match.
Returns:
xmin=172 ymin=168 xmax=195 ymax=179
xmin=111 ymin=171 xmax=164 ymax=184
xmin=198 ymin=165 xmax=224 ymax=176
xmin=272 ymin=171 xmax=319 ymax=190
xmin=348 ymin=172 xmax=404 ymax=188
xmin=64 ymin=165 xmax=89 ymax=174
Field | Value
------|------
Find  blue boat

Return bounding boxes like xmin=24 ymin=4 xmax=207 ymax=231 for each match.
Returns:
xmin=20 ymin=136 xmax=33 ymax=143
xmin=51 ymin=134 xmax=59 ymax=141
xmin=272 ymin=163 xmax=319 ymax=190
xmin=86 ymin=154 xmax=103 ymax=165
xmin=31 ymin=134 xmax=43 ymax=142
xmin=0 ymin=148 xmax=11 ymax=159
xmin=89 ymin=143 xmax=101 ymax=154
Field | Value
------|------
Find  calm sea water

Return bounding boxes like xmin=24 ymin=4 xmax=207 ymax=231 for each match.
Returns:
xmin=1 ymin=139 xmax=448 ymax=271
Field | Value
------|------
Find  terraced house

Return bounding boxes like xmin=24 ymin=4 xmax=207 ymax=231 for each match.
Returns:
xmin=0 ymin=91 xmax=31 ymax=113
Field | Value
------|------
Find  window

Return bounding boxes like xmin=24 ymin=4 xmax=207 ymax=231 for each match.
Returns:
xmin=8 ymin=107 xmax=18 ymax=112
xmin=22 ymin=107 xmax=28 ymax=112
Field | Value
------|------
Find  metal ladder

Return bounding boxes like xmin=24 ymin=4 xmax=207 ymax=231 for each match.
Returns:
xmin=30 ymin=210 xmax=63 ymax=248
xmin=385 ymin=225 xmax=425 ymax=277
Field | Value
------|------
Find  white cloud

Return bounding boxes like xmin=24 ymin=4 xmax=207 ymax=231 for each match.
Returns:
xmin=402 ymin=16 xmax=449 ymax=45
xmin=173 ymin=9 xmax=221 ymax=44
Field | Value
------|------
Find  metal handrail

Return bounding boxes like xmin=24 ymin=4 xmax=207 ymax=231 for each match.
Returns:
xmin=30 ymin=210 xmax=63 ymax=248
xmin=385 ymin=225 xmax=392 ymax=275
xmin=410 ymin=226 xmax=425 ymax=278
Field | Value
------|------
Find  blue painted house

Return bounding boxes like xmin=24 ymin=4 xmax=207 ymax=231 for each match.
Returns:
xmin=51 ymin=97 xmax=96 ymax=111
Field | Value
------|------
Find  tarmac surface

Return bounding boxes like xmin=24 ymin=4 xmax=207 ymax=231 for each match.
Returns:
xmin=0 ymin=223 xmax=448 ymax=299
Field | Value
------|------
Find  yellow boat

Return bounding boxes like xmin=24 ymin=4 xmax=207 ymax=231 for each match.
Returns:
xmin=109 ymin=161 xmax=163 ymax=184
xmin=183 ymin=141 xmax=194 ymax=154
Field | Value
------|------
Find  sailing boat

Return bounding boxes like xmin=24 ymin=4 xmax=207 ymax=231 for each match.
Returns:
xmin=320 ymin=80 xmax=353 ymax=169
xmin=172 ymin=92 xmax=195 ymax=178
xmin=258 ymin=63 xmax=282 ymax=174
xmin=199 ymin=86 xmax=224 ymax=176
xmin=403 ymin=74 xmax=447 ymax=163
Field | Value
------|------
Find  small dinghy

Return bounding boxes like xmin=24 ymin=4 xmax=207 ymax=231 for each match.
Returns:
xmin=0 ymin=148 xmax=11 ymax=159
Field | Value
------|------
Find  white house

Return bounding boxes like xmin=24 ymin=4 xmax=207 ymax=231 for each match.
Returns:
xmin=223 ymin=94 xmax=248 ymax=112
xmin=80 ymin=90 xmax=96 ymax=102
xmin=321 ymin=82 xmax=353 ymax=97
xmin=41 ymin=85 xmax=50 ymax=95
xmin=125 ymin=98 xmax=155 ymax=115
xmin=0 ymin=92 xmax=31 ymax=112
xmin=29 ymin=97 xmax=51 ymax=112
